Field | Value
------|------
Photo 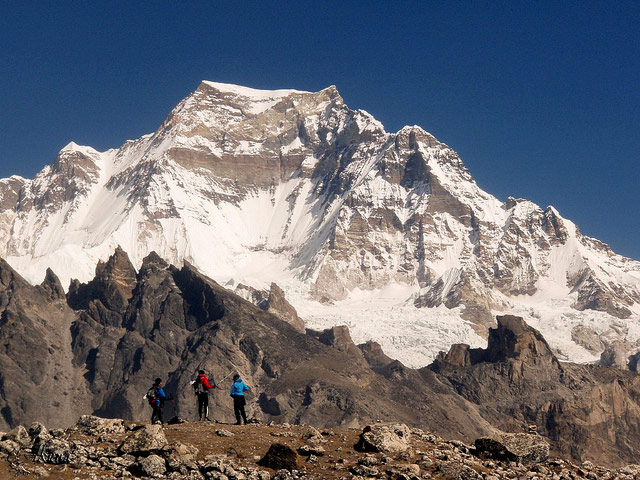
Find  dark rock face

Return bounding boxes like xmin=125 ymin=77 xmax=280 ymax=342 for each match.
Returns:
xmin=485 ymin=315 xmax=557 ymax=364
xmin=0 ymin=259 xmax=84 ymax=430
xmin=67 ymin=245 xmax=137 ymax=315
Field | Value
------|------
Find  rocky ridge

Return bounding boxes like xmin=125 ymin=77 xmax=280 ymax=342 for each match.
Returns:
xmin=0 ymin=82 xmax=638 ymax=365
xmin=2 ymin=415 xmax=639 ymax=480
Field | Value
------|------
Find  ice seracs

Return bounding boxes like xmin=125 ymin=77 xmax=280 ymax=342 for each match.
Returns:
xmin=0 ymin=81 xmax=638 ymax=367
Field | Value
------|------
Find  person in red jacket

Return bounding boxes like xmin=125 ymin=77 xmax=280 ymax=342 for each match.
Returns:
xmin=193 ymin=370 xmax=215 ymax=421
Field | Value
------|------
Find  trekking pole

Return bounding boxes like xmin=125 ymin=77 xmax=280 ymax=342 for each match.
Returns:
xmin=218 ymin=369 xmax=236 ymax=385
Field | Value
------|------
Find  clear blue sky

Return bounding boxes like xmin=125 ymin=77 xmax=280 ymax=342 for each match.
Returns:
xmin=1 ymin=1 xmax=638 ymax=259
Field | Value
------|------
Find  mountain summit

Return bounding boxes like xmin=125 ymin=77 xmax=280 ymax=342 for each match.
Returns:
xmin=1 ymin=81 xmax=639 ymax=365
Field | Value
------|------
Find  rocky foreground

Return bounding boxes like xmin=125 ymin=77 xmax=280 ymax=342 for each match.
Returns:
xmin=1 ymin=415 xmax=639 ymax=480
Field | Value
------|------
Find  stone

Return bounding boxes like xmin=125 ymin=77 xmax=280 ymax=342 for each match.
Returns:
xmin=112 ymin=454 xmax=137 ymax=468
xmin=119 ymin=424 xmax=168 ymax=455
xmin=28 ymin=422 xmax=48 ymax=438
xmin=75 ymin=415 xmax=126 ymax=435
xmin=35 ymin=438 xmax=72 ymax=464
xmin=136 ymin=453 xmax=167 ymax=477
xmin=257 ymin=443 xmax=298 ymax=472
xmin=216 ymin=429 xmax=234 ymax=437
xmin=163 ymin=441 xmax=199 ymax=472
xmin=355 ymin=423 xmax=412 ymax=453
xmin=358 ymin=454 xmax=379 ymax=466
xmin=199 ymin=454 xmax=227 ymax=473
xmin=301 ymin=426 xmax=324 ymax=443
xmin=297 ymin=444 xmax=325 ymax=456
xmin=0 ymin=439 xmax=21 ymax=455
xmin=474 ymin=433 xmax=549 ymax=465
xmin=436 ymin=461 xmax=483 ymax=480
xmin=5 ymin=425 xmax=31 ymax=447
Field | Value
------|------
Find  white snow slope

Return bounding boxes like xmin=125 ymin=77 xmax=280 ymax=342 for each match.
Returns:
xmin=1 ymin=81 xmax=639 ymax=368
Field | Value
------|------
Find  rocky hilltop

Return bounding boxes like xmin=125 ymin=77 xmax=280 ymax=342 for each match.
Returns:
xmin=2 ymin=415 xmax=636 ymax=480
xmin=2 ymin=249 xmax=640 ymax=466
xmin=0 ymin=81 xmax=638 ymax=365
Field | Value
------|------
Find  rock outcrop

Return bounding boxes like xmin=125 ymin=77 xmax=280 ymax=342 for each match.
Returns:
xmin=429 ymin=315 xmax=640 ymax=465
xmin=234 ymin=282 xmax=305 ymax=333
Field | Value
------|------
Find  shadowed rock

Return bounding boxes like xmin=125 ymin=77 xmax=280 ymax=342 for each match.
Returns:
xmin=474 ymin=433 xmax=549 ymax=464
xmin=258 ymin=443 xmax=298 ymax=471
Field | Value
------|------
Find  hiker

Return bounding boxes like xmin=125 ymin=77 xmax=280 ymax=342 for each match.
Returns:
xmin=193 ymin=369 xmax=216 ymax=421
xmin=230 ymin=373 xmax=250 ymax=425
xmin=147 ymin=378 xmax=168 ymax=425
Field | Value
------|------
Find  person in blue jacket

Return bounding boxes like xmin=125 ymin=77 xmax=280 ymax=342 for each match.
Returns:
xmin=230 ymin=374 xmax=250 ymax=425
xmin=149 ymin=377 xmax=167 ymax=425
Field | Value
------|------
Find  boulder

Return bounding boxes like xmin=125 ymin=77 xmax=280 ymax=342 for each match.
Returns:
xmin=297 ymin=444 xmax=325 ymax=456
xmin=474 ymin=432 xmax=549 ymax=464
xmin=119 ymin=424 xmax=168 ymax=455
xmin=75 ymin=415 xmax=126 ymax=435
xmin=163 ymin=441 xmax=199 ymax=471
xmin=258 ymin=443 xmax=298 ymax=471
xmin=4 ymin=425 xmax=31 ymax=447
xmin=28 ymin=422 xmax=48 ymax=438
xmin=355 ymin=423 xmax=412 ymax=453
xmin=35 ymin=438 xmax=72 ymax=464
xmin=0 ymin=439 xmax=21 ymax=455
xmin=136 ymin=453 xmax=167 ymax=477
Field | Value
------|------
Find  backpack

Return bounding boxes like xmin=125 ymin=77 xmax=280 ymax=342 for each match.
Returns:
xmin=193 ymin=376 xmax=206 ymax=395
xmin=146 ymin=387 xmax=157 ymax=405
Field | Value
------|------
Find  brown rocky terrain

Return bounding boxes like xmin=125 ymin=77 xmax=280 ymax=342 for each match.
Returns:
xmin=1 ymin=415 xmax=638 ymax=480
xmin=1 ymin=249 xmax=640 ymax=468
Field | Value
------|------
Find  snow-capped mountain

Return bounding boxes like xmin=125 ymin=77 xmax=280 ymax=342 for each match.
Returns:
xmin=1 ymin=81 xmax=639 ymax=367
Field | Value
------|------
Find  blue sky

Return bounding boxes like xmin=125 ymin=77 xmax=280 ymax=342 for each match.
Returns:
xmin=1 ymin=1 xmax=638 ymax=259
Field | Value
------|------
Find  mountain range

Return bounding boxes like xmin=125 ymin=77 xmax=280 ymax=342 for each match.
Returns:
xmin=1 ymin=81 xmax=639 ymax=367
xmin=1 ymin=249 xmax=640 ymax=466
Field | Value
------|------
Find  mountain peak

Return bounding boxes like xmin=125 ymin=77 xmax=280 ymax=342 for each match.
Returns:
xmin=0 ymin=81 xmax=638 ymax=370
xmin=60 ymin=141 xmax=100 ymax=156
xmin=199 ymin=80 xmax=307 ymax=99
